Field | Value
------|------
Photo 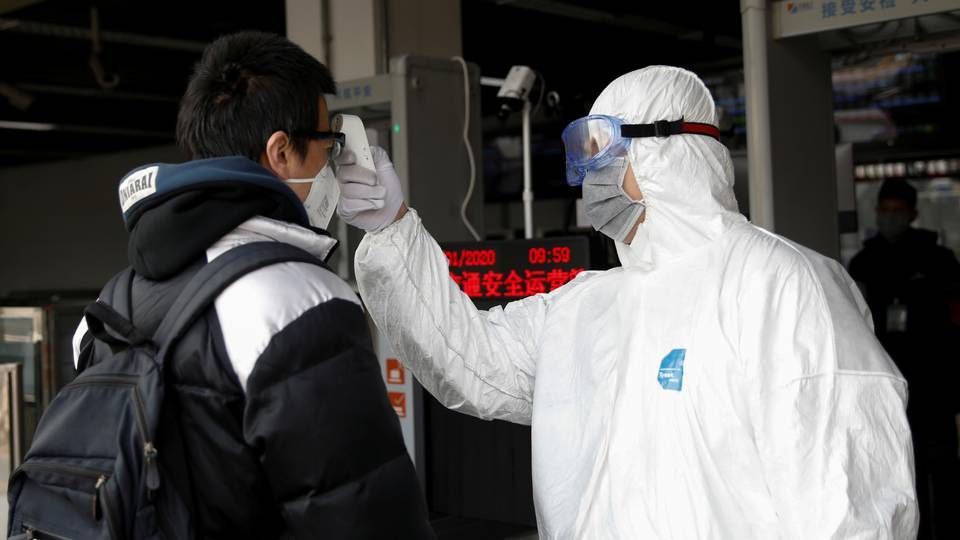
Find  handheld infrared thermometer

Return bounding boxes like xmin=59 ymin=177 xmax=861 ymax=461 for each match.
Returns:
xmin=331 ymin=114 xmax=375 ymax=173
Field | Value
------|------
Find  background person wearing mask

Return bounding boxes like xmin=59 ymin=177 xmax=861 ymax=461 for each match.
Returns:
xmin=336 ymin=66 xmax=918 ymax=538
xmin=849 ymin=179 xmax=960 ymax=539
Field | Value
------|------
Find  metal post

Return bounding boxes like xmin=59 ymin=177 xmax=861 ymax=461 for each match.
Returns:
xmin=740 ymin=0 xmax=775 ymax=231
xmin=1 ymin=363 xmax=24 ymax=470
xmin=522 ymin=100 xmax=534 ymax=239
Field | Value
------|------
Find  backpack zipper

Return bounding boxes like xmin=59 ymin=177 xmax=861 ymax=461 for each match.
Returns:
xmin=18 ymin=524 xmax=72 ymax=540
xmin=65 ymin=375 xmax=161 ymax=493
xmin=18 ymin=463 xmax=111 ymax=522
xmin=98 ymin=475 xmax=121 ymax=539
xmin=94 ymin=474 xmax=106 ymax=520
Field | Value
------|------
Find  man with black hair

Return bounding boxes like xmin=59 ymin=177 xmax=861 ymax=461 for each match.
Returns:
xmin=850 ymin=178 xmax=960 ymax=540
xmin=72 ymin=31 xmax=434 ymax=539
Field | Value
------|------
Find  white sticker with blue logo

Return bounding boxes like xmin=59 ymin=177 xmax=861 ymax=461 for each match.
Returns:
xmin=657 ymin=349 xmax=686 ymax=392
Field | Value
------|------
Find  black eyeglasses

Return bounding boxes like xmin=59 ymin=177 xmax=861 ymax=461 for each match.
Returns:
xmin=293 ymin=131 xmax=345 ymax=159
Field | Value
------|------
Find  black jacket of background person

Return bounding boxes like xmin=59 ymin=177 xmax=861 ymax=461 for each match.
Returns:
xmin=74 ymin=157 xmax=434 ymax=539
xmin=849 ymin=227 xmax=960 ymax=451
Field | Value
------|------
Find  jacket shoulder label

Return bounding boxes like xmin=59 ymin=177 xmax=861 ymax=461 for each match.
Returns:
xmin=118 ymin=166 xmax=159 ymax=212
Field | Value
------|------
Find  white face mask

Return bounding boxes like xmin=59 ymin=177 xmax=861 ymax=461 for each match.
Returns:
xmin=285 ymin=162 xmax=340 ymax=230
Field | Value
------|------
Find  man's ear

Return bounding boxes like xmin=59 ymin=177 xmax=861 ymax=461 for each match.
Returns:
xmin=261 ymin=130 xmax=291 ymax=177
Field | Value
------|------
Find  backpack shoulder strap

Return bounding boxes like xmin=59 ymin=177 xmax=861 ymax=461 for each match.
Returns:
xmin=152 ymin=241 xmax=324 ymax=362
xmin=81 ymin=268 xmax=147 ymax=364
xmin=107 ymin=265 xmax=136 ymax=320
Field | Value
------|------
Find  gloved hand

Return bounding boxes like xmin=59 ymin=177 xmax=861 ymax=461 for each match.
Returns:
xmin=335 ymin=145 xmax=405 ymax=233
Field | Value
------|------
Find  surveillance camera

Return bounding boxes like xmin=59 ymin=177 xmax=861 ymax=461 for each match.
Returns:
xmin=497 ymin=65 xmax=536 ymax=118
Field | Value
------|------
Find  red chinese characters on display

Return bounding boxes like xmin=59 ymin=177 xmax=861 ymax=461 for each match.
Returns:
xmin=504 ymin=271 xmax=524 ymax=297
xmin=449 ymin=267 xmax=585 ymax=300
xmin=445 ymin=241 xmax=586 ymax=301
xmin=546 ymin=269 xmax=568 ymax=290
xmin=524 ymin=270 xmax=546 ymax=295
xmin=482 ymin=271 xmax=504 ymax=297
xmin=461 ymin=271 xmax=482 ymax=298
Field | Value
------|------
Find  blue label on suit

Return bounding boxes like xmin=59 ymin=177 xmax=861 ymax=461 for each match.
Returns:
xmin=657 ymin=349 xmax=686 ymax=391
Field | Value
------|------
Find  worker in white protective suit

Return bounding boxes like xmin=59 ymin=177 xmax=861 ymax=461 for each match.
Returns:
xmin=334 ymin=66 xmax=919 ymax=539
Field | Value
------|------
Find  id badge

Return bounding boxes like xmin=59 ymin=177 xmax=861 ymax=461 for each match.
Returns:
xmin=886 ymin=301 xmax=908 ymax=333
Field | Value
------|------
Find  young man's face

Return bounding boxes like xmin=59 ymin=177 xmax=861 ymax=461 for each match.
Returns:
xmin=283 ymin=97 xmax=334 ymax=201
xmin=262 ymin=96 xmax=335 ymax=202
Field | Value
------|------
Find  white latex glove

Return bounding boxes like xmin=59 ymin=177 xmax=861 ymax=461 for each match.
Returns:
xmin=335 ymin=145 xmax=404 ymax=233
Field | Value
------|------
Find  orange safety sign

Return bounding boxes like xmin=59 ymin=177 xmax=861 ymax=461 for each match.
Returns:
xmin=388 ymin=392 xmax=406 ymax=417
xmin=386 ymin=358 xmax=405 ymax=385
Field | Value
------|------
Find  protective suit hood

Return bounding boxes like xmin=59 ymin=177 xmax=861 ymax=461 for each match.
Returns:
xmin=589 ymin=66 xmax=747 ymax=270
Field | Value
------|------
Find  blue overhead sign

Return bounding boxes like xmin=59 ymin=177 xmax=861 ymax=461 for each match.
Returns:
xmin=772 ymin=0 xmax=960 ymax=38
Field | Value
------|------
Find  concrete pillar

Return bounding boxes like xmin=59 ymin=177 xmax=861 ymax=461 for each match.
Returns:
xmin=286 ymin=0 xmax=381 ymax=79
xmin=284 ymin=0 xmax=329 ymax=65
xmin=387 ymin=0 xmax=462 ymax=58
xmin=286 ymin=0 xmax=461 ymax=80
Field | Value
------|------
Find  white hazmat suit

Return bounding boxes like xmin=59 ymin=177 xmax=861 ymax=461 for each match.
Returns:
xmin=352 ymin=66 xmax=918 ymax=539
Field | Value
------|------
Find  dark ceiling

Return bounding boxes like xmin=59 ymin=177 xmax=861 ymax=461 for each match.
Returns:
xmin=0 ymin=0 xmax=744 ymax=168
xmin=463 ymin=0 xmax=743 ymax=97
xmin=0 ymin=0 xmax=286 ymax=166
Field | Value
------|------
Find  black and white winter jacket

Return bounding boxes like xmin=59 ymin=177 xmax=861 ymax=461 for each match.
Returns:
xmin=72 ymin=157 xmax=434 ymax=539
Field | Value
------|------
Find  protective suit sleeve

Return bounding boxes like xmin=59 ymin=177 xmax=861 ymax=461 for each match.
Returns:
xmin=354 ymin=209 xmax=543 ymax=424
xmin=739 ymin=262 xmax=918 ymax=539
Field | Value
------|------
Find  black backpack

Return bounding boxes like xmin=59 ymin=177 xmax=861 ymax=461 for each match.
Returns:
xmin=7 ymin=242 xmax=323 ymax=540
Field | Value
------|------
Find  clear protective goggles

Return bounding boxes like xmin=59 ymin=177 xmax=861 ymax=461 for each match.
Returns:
xmin=561 ymin=114 xmax=722 ymax=186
